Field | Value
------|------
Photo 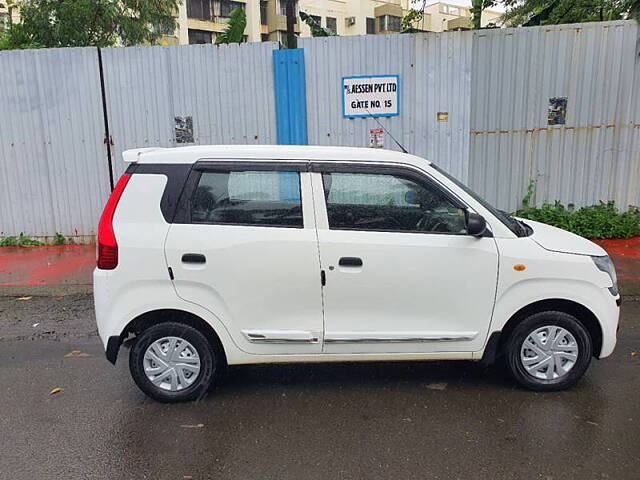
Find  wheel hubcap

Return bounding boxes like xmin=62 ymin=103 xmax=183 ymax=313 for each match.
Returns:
xmin=143 ymin=336 xmax=201 ymax=391
xmin=520 ymin=326 xmax=579 ymax=380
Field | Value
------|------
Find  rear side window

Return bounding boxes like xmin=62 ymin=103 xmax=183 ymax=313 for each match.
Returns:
xmin=322 ymin=171 xmax=466 ymax=233
xmin=191 ymin=170 xmax=303 ymax=227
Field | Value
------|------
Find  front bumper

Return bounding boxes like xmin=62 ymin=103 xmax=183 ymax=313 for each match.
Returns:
xmin=598 ymin=291 xmax=620 ymax=359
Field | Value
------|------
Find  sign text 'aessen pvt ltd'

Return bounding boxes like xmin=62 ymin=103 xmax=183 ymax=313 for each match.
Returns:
xmin=342 ymin=75 xmax=400 ymax=118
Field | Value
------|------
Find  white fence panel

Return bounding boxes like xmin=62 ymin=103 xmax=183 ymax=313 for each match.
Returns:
xmin=0 ymin=47 xmax=110 ymax=239
xmin=300 ymin=32 xmax=473 ymax=181
xmin=469 ymin=21 xmax=640 ymax=211
xmin=101 ymin=42 xmax=280 ymax=177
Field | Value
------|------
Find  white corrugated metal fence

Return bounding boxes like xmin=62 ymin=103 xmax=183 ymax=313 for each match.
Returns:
xmin=0 ymin=47 xmax=111 ymax=240
xmin=468 ymin=21 xmax=640 ymax=211
xmin=0 ymin=21 xmax=638 ymax=238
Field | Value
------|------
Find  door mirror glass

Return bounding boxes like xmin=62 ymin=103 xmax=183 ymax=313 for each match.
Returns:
xmin=404 ymin=189 xmax=419 ymax=205
xmin=467 ymin=212 xmax=487 ymax=237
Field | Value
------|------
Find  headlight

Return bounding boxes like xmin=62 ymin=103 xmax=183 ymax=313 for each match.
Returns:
xmin=591 ymin=255 xmax=619 ymax=297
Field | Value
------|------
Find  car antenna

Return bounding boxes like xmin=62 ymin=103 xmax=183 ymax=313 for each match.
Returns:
xmin=365 ymin=108 xmax=408 ymax=154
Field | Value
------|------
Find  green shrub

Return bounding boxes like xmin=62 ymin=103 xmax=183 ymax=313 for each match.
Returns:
xmin=515 ymin=181 xmax=640 ymax=239
xmin=53 ymin=232 xmax=66 ymax=245
xmin=0 ymin=233 xmax=43 ymax=246
xmin=0 ymin=236 xmax=18 ymax=246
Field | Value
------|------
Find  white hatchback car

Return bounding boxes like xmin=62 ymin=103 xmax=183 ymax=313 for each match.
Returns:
xmin=94 ymin=145 xmax=620 ymax=402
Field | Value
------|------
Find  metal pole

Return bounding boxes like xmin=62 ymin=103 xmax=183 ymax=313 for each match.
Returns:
xmin=285 ymin=0 xmax=296 ymax=48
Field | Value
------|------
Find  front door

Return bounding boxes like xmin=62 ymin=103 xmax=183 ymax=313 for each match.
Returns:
xmin=312 ymin=164 xmax=499 ymax=354
xmin=165 ymin=162 xmax=324 ymax=355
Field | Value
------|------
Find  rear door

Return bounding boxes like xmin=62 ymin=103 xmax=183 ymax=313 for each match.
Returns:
xmin=311 ymin=163 xmax=499 ymax=354
xmin=164 ymin=161 xmax=324 ymax=355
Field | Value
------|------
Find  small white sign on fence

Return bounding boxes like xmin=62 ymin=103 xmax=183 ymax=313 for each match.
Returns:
xmin=342 ymin=75 xmax=400 ymax=118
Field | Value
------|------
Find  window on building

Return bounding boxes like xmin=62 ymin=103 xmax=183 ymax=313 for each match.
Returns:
xmin=188 ymin=29 xmax=213 ymax=44
xmin=378 ymin=15 xmax=401 ymax=32
xmin=220 ymin=0 xmax=244 ymax=18
xmin=321 ymin=171 xmax=466 ymax=233
xmin=366 ymin=17 xmax=376 ymax=34
xmin=153 ymin=22 xmax=175 ymax=36
xmin=326 ymin=16 xmax=337 ymax=33
xmin=440 ymin=4 xmax=460 ymax=15
xmin=260 ymin=0 xmax=268 ymax=24
xmin=279 ymin=0 xmax=299 ymax=16
xmin=191 ymin=170 xmax=303 ymax=227
xmin=261 ymin=33 xmax=270 ymax=42
xmin=187 ymin=0 xmax=213 ymax=21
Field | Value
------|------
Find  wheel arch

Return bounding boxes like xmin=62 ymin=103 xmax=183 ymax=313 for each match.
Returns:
xmin=498 ymin=299 xmax=603 ymax=358
xmin=109 ymin=309 xmax=228 ymax=365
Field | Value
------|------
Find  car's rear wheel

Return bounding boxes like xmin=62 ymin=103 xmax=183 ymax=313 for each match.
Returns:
xmin=505 ymin=311 xmax=592 ymax=391
xmin=129 ymin=322 xmax=217 ymax=402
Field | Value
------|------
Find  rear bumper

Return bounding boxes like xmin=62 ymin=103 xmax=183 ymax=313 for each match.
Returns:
xmin=106 ymin=336 xmax=121 ymax=364
xmin=93 ymin=268 xmax=113 ymax=350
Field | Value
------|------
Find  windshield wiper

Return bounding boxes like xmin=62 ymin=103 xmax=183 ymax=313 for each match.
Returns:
xmin=498 ymin=210 xmax=527 ymax=237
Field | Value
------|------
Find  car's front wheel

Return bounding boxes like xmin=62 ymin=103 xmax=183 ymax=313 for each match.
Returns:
xmin=505 ymin=311 xmax=593 ymax=391
xmin=129 ymin=322 xmax=217 ymax=402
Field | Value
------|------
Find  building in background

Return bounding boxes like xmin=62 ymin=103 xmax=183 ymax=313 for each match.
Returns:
xmin=0 ymin=2 xmax=20 ymax=31
xmin=168 ymin=0 xmax=416 ymax=45
xmin=0 ymin=1 xmax=502 ymax=46
xmin=422 ymin=2 xmax=502 ymax=31
xmin=166 ymin=0 xmax=502 ymax=46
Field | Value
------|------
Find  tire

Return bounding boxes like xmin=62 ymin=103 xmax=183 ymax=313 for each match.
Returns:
xmin=129 ymin=322 xmax=218 ymax=403
xmin=505 ymin=311 xmax=592 ymax=391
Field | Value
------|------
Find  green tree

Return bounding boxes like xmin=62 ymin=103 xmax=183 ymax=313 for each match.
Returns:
xmin=502 ymin=0 xmax=640 ymax=26
xmin=215 ymin=7 xmax=247 ymax=44
xmin=401 ymin=6 xmax=425 ymax=33
xmin=300 ymin=11 xmax=335 ymax=36
xmin=472 ymin=0 xmax=497 ymax=28
xmin=0 ymin=0 xmax=179 ymax=50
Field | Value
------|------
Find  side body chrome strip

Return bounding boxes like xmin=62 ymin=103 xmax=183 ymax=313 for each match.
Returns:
xmin=242 ymin=330 xmax=320 ymax=344
xmin=324 ymin=332 xmax=478 ymax=344
xmin=242 ymin=330 xmax=478 ymax=345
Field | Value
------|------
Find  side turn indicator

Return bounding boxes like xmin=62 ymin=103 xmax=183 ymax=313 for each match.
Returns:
xmin=513 ymin=264 xmax=526 ymax=272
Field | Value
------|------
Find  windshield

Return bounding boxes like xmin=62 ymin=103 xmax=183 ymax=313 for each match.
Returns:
xmin=430 ymin=164 xmax=529 ymax=237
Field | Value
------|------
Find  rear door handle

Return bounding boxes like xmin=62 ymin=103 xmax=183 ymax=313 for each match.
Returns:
xmin=182 ymin=253 xmax=206 ymax=264
xmin=339 ymin=257 xmax=363 ymax=267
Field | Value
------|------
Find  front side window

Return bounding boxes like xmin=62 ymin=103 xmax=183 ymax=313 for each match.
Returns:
xmin=322 ymin=171 xmax=466 ymax=233
xmin=191 ymin=170 xmax=302 ymax=227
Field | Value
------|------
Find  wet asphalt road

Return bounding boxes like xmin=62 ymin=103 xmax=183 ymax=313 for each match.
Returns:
xmin=1 ymin=294 xmax=639 ymax=480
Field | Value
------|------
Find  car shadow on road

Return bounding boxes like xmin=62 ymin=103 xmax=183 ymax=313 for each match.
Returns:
xmin=215 ymin=359 xmax=515 ymax=395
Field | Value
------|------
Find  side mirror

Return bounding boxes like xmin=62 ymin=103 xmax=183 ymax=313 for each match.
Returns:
xmin=467 ymin=212 xmax=487 ymax=237
xmin=404 ymin=190 xmax=419 ymax=205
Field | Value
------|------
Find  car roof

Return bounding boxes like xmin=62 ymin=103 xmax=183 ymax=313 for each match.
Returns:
xmin=122 ymin=145 xmax=430 ymax=167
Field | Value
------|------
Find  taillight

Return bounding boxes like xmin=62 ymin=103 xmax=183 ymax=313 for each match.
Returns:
xmin=97 ymin=174 xmax=131 ymax=270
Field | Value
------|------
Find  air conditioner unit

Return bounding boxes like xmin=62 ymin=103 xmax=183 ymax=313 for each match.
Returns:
xmin=345 ymin=16 xmax=356 ymax=26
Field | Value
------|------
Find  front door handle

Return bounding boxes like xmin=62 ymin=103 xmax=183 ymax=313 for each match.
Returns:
xmin=339 ymin=257 xmax=363 ymax=267
xmin=182 ymin=253 xmax=206 ymax=264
